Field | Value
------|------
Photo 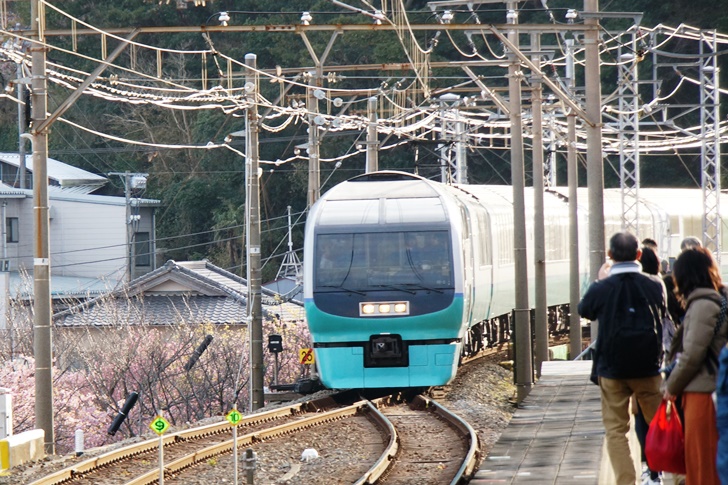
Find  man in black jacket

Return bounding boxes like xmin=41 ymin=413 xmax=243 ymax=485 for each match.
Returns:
xmin=578 ymin=231 xmax=667 ymax=485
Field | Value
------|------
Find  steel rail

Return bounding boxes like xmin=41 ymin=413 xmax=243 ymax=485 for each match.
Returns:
xmin=126 ymin=399 xmax=387 ymax=485
xmin=412 ymin=394 xmax=482 ymax=484
xmin=27 ymin=397 xmax=337 ymax=485
xmin=353 ymin=398 xmax=400 ymax=485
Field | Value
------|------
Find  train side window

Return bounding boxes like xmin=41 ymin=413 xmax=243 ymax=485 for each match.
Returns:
xmin=495 ymin=213 xmax=514 ymax=264
xmin=476 ymin=210 xmax=491 ymax=265
xmin=460 ymin=206 xmax=469 ymax=239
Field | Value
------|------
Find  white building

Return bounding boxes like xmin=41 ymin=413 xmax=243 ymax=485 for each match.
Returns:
xmin=0 ymin=153 xmax=160 ymax=303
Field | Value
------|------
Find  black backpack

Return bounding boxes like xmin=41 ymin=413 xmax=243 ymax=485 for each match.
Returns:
xmin=604 ymin=273 xmax=663 ymax=378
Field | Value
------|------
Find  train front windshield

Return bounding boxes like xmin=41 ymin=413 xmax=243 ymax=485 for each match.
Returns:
xmin=315 ymin=231 xmax=453 ymax=290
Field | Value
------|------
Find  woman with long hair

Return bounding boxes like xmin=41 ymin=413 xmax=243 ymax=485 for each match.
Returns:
xmin=664 ymin=247 xmax=728 ymax=485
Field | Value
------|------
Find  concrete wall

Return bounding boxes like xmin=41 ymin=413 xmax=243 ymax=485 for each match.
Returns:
xmin=0 ymin=429 xmax=44 ymax=471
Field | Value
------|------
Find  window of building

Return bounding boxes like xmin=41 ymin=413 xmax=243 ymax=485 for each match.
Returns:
xmin=6 ymin=217 xmax=18 ymax=243
xmin=134 ymin=232 xmax=151 ymax=267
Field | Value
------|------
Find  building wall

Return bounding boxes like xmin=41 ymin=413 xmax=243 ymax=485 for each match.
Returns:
xmin=3 ymin=195 xmax=155 ymax=281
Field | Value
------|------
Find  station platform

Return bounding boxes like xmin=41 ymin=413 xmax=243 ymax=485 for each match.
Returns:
xmin=471 ymin=360 xmax=678 ymax=484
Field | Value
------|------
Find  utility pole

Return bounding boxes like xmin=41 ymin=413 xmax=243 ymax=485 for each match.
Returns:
xmin=30 ymin=0 xmax=54 ymax=454
xmin=16 ymin=59 xmax=27 ymax=189
xmin=584 ymin=0 xmax=605 ymax=342
xmin=530 ymin=33 xmax=548 ymax=377
xmin=564 ymin=10 xmax=582 ymax=360
xmin=245 ymin=53 xmax=264 ymax=412
xmin=109 ymin=172 xmax=148 ymax=282
xmin=506 ymin=4 xmax=532 ymax=404
xmin=24 ymin=1 xmax=135 ymax=452
xmin=584 ymin=0 xmax=605 ymax=284
xmin=568 ymin=112 xmax=582 ymax=360
xmin=298 ymin=30 xmax=340 ymax=205
xmin=125 ymin=173 xmax=134 ymax=281
xmin=306 ymin=82 xmax=320 ymax=206
xmin=366 ymin=96 xmax=379 ymax=173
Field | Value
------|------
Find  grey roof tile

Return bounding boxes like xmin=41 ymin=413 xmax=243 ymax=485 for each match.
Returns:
xmin=54 ymin=259 xmax=305 ymax=326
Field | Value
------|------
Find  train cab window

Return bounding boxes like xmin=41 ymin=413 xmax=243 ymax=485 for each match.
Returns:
xmin=316 ymin=234 xmax=354 ymax=286
xmin=314 ymin=231 xmax=453 ymax=290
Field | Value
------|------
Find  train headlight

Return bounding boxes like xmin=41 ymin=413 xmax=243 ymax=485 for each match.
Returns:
xmin=359 ymin=301 xmax=409 ymax=316
xmin=362 ymin=304 xmax=376 ymax=314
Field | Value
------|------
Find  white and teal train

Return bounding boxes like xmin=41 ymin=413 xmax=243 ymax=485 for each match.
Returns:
xmin=302 ymin=170 xmax=727 ymax=390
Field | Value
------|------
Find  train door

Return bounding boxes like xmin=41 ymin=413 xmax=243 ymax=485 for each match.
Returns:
xmin=459 ymin=203 xmax=475 ymax=328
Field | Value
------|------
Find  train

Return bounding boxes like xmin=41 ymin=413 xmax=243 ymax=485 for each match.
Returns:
xmin=302 ymin=170 xmax=728 ymax=390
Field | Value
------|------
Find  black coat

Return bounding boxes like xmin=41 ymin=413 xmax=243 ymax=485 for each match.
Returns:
xmin=578 ymin=269 xmax=667 ymax=379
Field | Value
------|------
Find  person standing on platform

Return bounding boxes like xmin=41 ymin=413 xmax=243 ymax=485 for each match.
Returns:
xmin=664 ymin=237 xmax=703 ymax=327
xmin=578 ymin=231 xmax=667 ymax=485
xmin=634 ymin=244 xmax=665 ymax=484
xmin=663 ymin=247 xmax=727 ymax=485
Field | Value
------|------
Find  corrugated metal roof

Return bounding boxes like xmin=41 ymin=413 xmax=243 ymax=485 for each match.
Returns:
xmin=46 ymin=186 xmax=161 ymax=206
xmin=9 ymin=272 xmax=121 ymax=299
xmin=0 ymin=184 xmax=27 ymax=198
xmin=0 ymin=152 xmax=107 ymax=187
xmin=0 ymin=183 xmax=159 ymax=206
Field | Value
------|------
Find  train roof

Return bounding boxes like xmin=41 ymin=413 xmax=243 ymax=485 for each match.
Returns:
xmin=321 ymin=171 xmax=441 ymax=201
xmin=547 ymin=187 xmax=718 ymax=216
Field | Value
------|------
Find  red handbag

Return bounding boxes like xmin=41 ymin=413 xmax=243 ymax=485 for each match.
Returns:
xmin=645 ymin=399 xmax=686 ymax=474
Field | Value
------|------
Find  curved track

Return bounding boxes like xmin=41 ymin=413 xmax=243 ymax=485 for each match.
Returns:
xmin=28 ymin=393 xmax=480 ymax=485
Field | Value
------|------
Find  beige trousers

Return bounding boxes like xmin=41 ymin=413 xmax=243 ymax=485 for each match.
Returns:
xmin=599 ymin=375 xmax=663 ymax=485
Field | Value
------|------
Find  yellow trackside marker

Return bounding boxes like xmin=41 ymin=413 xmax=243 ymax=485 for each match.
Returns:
xmin=299 ymin=348 xmax=315 ymax=365
xmin=0 ymin=439 xmax=8 ymax=471
xmin=150 ymin=416 xmax=170 ymax=435
xmin=226 ymin=409 xmax=242 ymax=426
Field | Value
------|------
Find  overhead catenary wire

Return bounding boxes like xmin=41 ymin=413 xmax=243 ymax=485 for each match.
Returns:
xmin=1 ymin=2 xmax=725 ymax=258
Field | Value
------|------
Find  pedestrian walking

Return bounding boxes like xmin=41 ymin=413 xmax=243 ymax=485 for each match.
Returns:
xmin=663 ymin=247 xmax=728 ymax=485
xmin=578 ymin=231 xmax=667 ymax=485
xmin=634 ymin=244 xmax=665 ymax=484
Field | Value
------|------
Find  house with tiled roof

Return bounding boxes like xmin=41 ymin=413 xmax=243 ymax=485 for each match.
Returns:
xmin=54 ymin=259 xmax=306 ymax=328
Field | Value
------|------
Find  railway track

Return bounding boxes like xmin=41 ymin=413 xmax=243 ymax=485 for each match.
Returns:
xmin=373 ymin=394 xmax=480 ymax=484
xmin=27 ymin=395 xmax=342 ymax=485
xmin=28 ymin=393 xmax=479 ymax=485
